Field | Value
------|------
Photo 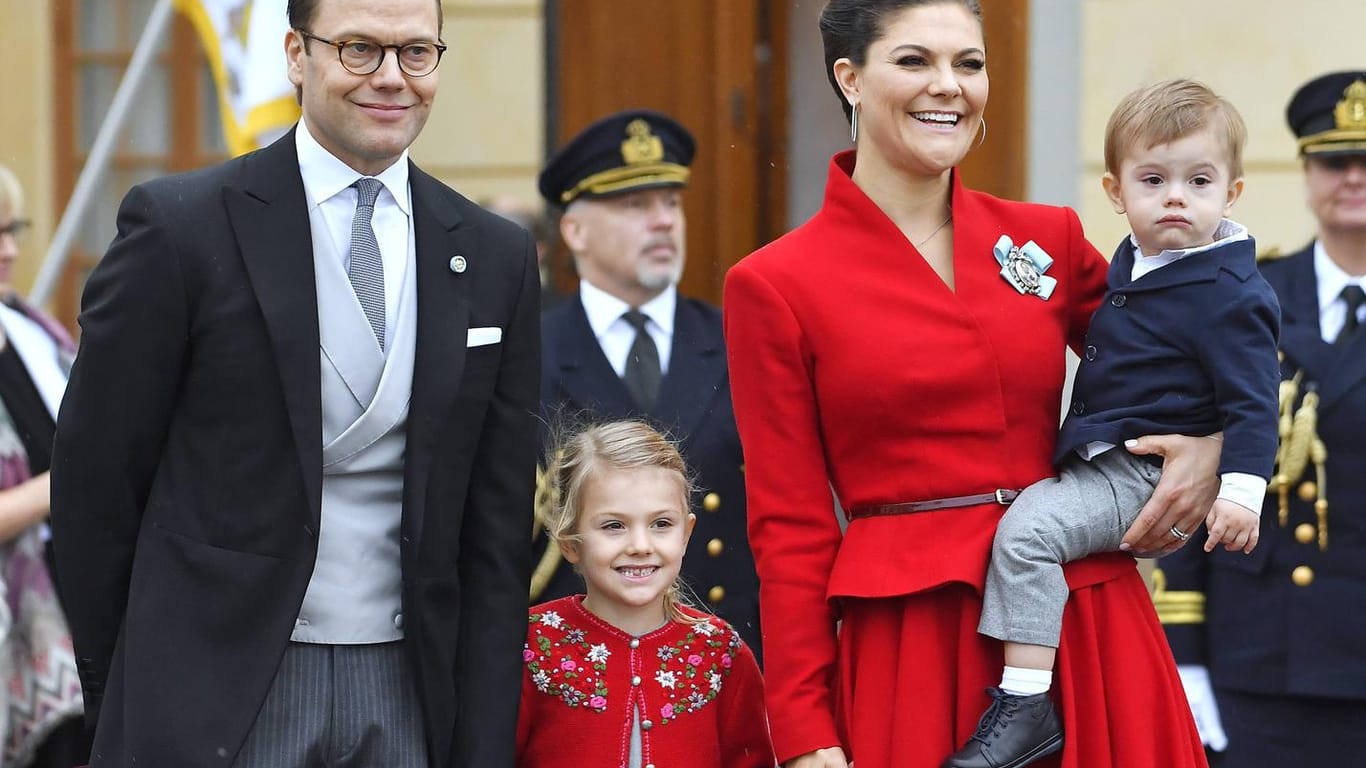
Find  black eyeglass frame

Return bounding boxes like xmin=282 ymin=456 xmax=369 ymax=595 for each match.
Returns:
xmin=0 ymin=219 xmax=31 ymax=239
xmin=297 ymin=30 xmax=447 ymax=78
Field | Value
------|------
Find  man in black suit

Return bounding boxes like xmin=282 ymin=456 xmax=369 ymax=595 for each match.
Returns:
xmin=49 ymin=0 xmax=538 ymax=765
xmin=1156 ymin=70 xmax=1366 ymax=767
xmin=532 ymin=110 xmax=761 ymax=660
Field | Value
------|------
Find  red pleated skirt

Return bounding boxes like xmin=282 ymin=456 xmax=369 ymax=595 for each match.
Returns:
xmin=834 ymin=563 xmax=1207 ymax=768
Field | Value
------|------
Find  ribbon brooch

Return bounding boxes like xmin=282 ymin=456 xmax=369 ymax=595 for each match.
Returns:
xmin=993 ymin=235 xmax=1056 ymax=300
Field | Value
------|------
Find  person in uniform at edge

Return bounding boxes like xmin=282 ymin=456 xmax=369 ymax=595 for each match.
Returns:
xmin=1156 ymin=70 xmax=1366 ymax=768
xmin=48 ymin=0 xmax=539 ymax=765
xmin=532 ymin=109 xmax=761 ymax=662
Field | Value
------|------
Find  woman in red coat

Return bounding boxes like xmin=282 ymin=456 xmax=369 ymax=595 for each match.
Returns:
xmin=723 ymin=2 xmax=1217 ymax=767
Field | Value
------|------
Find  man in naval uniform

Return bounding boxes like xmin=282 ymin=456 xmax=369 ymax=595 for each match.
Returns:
xmin=532 ymin=109 xmax=761 ymax=660
xmin=48 ymin=0 xmax=538 ymax=765
xmin=1155 ymin=70 xmax=1366 ymax=767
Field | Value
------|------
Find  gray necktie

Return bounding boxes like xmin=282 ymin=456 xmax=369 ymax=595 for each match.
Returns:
xmin=349 ymin=178 xmax=386 ymax=350
xmin=622 ymin=309 xmax=661 ymax=411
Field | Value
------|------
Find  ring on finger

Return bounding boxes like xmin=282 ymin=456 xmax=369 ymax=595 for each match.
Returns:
xmin=1168 ymin=525 xmax=1191 ymax=542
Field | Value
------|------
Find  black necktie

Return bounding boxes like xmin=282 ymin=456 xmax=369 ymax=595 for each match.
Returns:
xmin=1338 ymin=285 xmax=1365 ymax=346
xmin=622 ymin=310 xmax=661 ymax=411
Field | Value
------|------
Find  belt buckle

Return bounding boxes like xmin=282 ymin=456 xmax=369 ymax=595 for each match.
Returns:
xmin=994 ymin=489 xmax=1012 ymax=505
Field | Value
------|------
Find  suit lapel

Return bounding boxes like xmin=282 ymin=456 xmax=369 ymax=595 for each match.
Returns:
xmin=551 ymin=298 xmax=636 ymax=419
xmin=224 ymin=130 xmax=324 ymax=525
xmin=403 ymin=165 xmax=469 ymax=545
xmin=1269 ymin=249 xmax=1336 ymax=401
xmin=654 ymin=300 xmax=725 ymax=437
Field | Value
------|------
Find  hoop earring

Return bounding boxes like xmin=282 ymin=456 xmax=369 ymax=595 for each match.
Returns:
xmin=975 ymin=117 xmax=987 ymax=149
xmin=850 ymin=103 xmax=860 ymax=144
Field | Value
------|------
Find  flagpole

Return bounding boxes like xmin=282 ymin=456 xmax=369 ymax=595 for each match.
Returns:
xmin=31 ymin=0 xmax=176 ymax=308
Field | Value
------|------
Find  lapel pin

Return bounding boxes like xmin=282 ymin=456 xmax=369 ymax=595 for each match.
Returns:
xmin=449 ymin=255 xmax=467 ymax=274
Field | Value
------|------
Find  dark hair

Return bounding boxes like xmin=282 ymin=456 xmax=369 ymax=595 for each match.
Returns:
xmin=820 ymin=0 xmax=983 ymax=123
xmin=287 ymin=0 xmax=444 ymax=33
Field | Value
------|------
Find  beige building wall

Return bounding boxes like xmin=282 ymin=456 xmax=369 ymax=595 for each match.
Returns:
xmin=0 ymin=0 xmax=57 ymax=295
xmin=412 ymin=0 xmax=545 ymax=210
xmin=1079 ymin=0 xmax=1366 ymax=257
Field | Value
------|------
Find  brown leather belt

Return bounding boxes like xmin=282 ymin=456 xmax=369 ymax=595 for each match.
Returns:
xmin=847 ymin=489 xmax=1020 ymax=521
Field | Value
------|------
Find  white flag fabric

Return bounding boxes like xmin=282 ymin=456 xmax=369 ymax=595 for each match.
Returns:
xmin=176 ymin=0 xmax=299 ymax=156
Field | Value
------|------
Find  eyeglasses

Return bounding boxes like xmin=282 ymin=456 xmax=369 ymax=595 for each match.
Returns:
xmin=0 ymin=219 xmax=30 ymax=240
xmin=297 ymin=30 xmax=446 ymax=78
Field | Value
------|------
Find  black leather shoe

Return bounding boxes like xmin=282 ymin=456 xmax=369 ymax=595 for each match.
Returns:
xmin=941 ymin=687 xmax=1063 ymax=768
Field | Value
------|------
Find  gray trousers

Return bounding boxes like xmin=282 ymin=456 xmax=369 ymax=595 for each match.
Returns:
xmin=978 ymin=448 xmax=1161 ymax=647
xmin=233 ymin=642 xmax=428 ymax=768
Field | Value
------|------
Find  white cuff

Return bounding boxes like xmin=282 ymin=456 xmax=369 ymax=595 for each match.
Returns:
xmin=1217 ymin=472 xmax=1266 ymax=515
xmin=1176 ymin=664 xmax=1228 ymax=752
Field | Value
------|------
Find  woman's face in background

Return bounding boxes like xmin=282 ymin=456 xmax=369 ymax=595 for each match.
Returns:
xmin=0 ymin=201 xmax=23 ymax=296
xmin=840 ymin=2 xmax=988 ymax=178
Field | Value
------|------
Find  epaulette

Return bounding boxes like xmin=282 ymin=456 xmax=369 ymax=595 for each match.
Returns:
xmin=1256 ymin=246 xmax=1286 ymax=262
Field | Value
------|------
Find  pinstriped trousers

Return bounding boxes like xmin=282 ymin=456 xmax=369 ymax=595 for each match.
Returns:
xmin=233 ymin=642 xmax=428 ymax=768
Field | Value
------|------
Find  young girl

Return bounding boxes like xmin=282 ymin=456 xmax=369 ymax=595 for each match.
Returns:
xmin=517 ymin=420 xmax=773 ymax=768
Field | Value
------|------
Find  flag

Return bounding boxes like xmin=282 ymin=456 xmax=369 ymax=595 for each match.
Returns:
xmin=175 ymin=0 xmax=299 ymax=156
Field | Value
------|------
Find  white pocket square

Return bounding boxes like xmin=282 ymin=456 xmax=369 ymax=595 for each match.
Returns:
xmin=466 ymin=327 xmax=503 ymax=347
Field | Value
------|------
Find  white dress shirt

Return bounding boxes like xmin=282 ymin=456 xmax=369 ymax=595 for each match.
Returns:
xmin=579 ymin=279 xmax=676 ymax=378
xmin=295 ymin=119 xmax=411 ymax=346
xmin=1313 ymin=241 xmax=1366 ymax=344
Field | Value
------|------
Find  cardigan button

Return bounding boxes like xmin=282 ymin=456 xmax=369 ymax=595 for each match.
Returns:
xmin=1110 ymin=293 xmax=1127 ymax=307
xmin=630 ymin=638 xmax=640 ymax=649
xmin=641 ymin=720 xmax=654 ymax=730
xmin=631 ymin=675 xmax=641 ymax=686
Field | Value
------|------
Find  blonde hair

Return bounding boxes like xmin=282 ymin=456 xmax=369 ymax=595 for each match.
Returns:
xmin=1104 ymin=79 xmax=1247 ymax=179
xmin=544 ymin=419 xmax=702 ymax=625
xmin=0 ymin=165 xmax=23 ymax=222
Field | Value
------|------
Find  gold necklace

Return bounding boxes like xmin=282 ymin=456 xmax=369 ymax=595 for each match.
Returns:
xmin=915 ymin=211 xmax=953 ymax=248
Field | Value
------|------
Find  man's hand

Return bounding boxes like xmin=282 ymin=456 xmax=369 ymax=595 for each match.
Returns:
xmin=1204 ymin=499 xmax=1260 ymax=553
xmin=1122 ymin=433 xmax=1221 ymax=556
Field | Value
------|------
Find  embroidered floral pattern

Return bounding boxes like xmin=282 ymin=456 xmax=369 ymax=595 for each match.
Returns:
xmin=525 ymin=602 xmax=742 ymax=724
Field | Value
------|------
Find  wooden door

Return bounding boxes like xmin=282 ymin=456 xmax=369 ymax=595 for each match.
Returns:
xmin=547 ymin=0 xmax=788 ymax=304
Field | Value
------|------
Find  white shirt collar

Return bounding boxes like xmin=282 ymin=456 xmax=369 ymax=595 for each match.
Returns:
xmin=1130 ymin=219 xmax=1248 ymax=280
xmin=295 ymin=118 xmax=411 ymax=215
xmin=1313 ymin=239 xmax=1366 ymax=313
xmin=579 ymin=279 xmax=677 ymax=339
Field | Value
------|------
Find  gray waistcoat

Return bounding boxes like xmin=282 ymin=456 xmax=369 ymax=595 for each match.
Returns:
xmin=291 ymin=202 xmax=416 ymax=643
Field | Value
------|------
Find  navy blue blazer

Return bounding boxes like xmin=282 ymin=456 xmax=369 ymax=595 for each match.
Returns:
xmin=1056 ymin=236 xmax=1281 ymax=479
xmin=535 ymin=294 xmax=761 ymax=661
xmin=1158 ymin=243 xmax=1366 ymax=702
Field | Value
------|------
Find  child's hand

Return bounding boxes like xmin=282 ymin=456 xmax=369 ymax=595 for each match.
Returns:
xmin=1203 ymin=499 xmax=1260 ymax=554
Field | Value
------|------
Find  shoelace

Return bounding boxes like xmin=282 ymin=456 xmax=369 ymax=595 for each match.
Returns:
xmin=969 ymin=691 xmax=1021 ymax=744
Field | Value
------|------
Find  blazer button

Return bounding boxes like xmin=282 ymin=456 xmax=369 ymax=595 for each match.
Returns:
xmin=707 ymin=538 xmax=725 ymax=557
xmin=393 ymin=613 xmax=404 ymax=630
xmin=1084 ymin=345 xmax=1098 ymax=361
xmin=1071 ymin=400 xmax=1085 ymax=416
xmin=1110 ymin=294 xmax=1127 ymax=307
xmin=1291 ymin=565 xmax=1314 ymax=587
xmin=708 ymin=586 xmax=726 ymax=604
xmin=702 ymin=492 xmax=721 ymax=512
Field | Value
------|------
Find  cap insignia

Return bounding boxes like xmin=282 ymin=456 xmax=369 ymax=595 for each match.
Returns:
xmin=1334 ymin=79 xmax=1366 ymax=131
xmin=621 ymin=119 xmax=664 ymax=166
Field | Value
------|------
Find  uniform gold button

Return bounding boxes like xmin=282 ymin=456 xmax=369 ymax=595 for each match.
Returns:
xmin=1298 ymin=482 xmax=1318 ymax=502
xmin=1295 ymin=523 xmax=1316 ymax=544
xmin=707 ymin=538 xmax=724 ymax=557
xmin=708 ymin=586 xmax=726 ymax=604
xmin=1291 ymin=565 xmax=1314 ymax=587
xmin=703 ymin=492 xmax=721 ymax=512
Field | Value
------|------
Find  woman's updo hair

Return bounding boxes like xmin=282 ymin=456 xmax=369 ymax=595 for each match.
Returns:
xmin=819 ymin=0 xmax=984 ymax=123
xmin=543 ymin=419 xmax=702 ymax=624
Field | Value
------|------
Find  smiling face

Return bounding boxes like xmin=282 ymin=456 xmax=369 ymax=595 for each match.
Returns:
xmin=285 ymin=0 xmax=440 ymax=176
xmin=833 ymin=2 xmax=987 ymax=179
xmin=1103 ymin=127 xmax=1244 ymax=257
xmin=561 ymin=187 xmax=686 ymax=307
xmin=560 ymin=465 xmax=695 ymax=635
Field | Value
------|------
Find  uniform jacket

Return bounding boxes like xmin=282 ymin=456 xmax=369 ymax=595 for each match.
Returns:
xmin=1056 ymin=235 xmax=1281 ymax=476
xmin=49 ymin=129 xmax=540 ymax=767
xmin=1158 ymin=243 xmax=1366 ymax=700
xmin=722 ymin=151 xmax=1139 ymax=758
xmin=537 ymin=296 xmax=760 ymax=659
xmin=517 ymin=596 xmax=772 ymax=768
